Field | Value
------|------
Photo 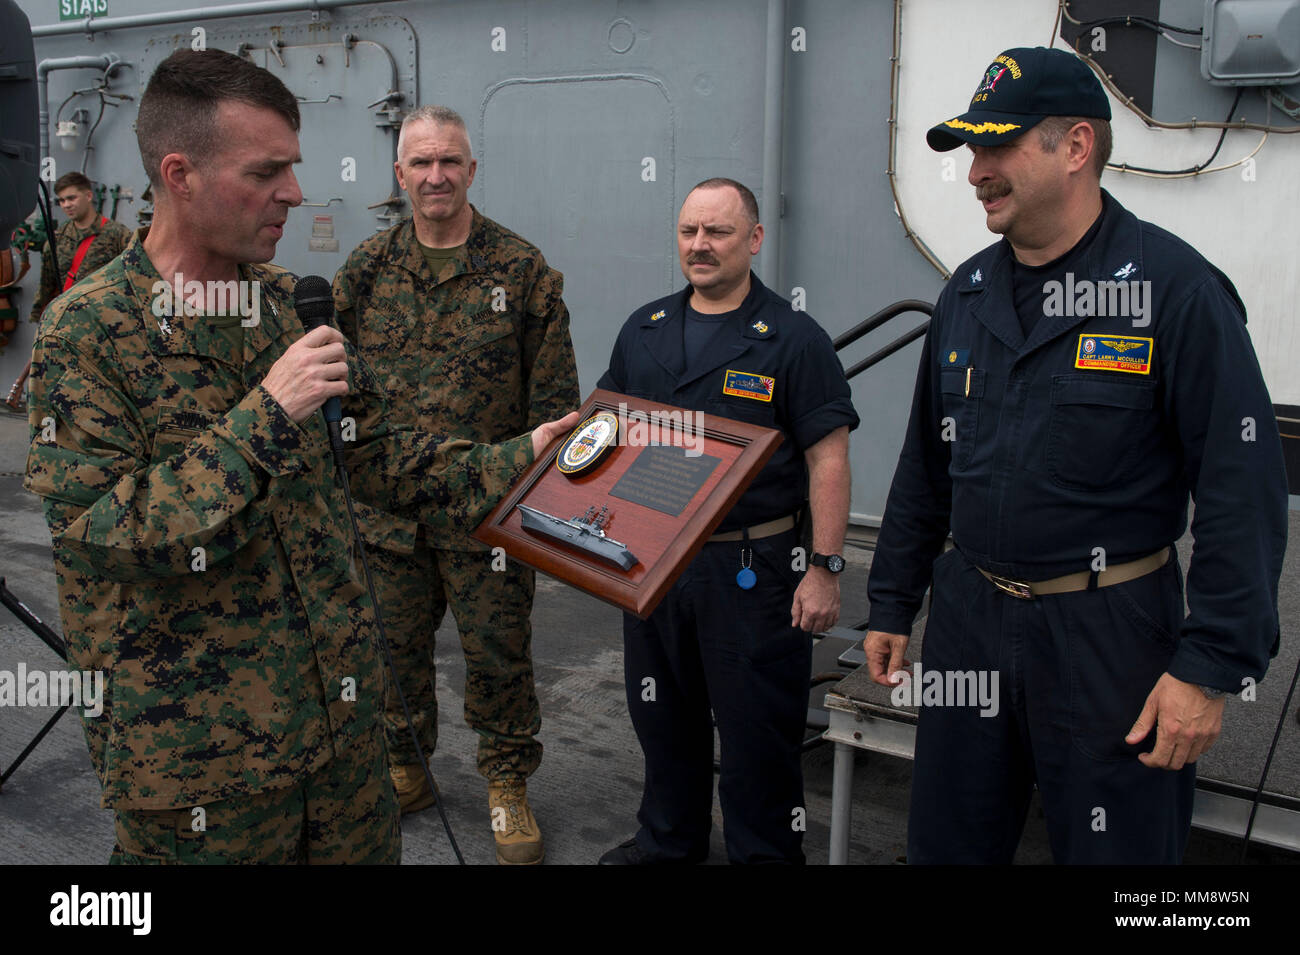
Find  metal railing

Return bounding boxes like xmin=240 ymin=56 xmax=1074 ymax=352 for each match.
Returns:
xmin=833 ymin=298 xmax=932 ymax=381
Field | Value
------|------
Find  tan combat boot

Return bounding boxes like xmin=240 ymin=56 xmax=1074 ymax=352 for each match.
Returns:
xmin=488 ymin=779 xmax=545 ymax=865
xmin=390 ymin=763 xmax=436 ymax=815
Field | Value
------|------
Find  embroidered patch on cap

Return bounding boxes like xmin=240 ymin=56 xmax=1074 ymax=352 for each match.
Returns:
xmin=1074 ymin=334 xmax=1153 ymax=374
xmin=722 ymin=369 xmax=775 ymax=402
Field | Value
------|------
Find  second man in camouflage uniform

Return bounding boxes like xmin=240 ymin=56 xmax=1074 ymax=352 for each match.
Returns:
xmin=30 ymin=171 xmax=131 ymax=324
xmin=333 ymin=105 xmax=579 ymax=864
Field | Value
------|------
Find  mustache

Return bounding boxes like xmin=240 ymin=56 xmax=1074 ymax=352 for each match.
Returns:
xmin=688 ymin=254 xmax=718 ymax=265
xmin=976 ymin=181 xmax=1011 ymax=202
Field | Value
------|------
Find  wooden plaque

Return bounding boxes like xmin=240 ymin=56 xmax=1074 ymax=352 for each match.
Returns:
xmin=473 ymin=388 xmax=782 ymax=619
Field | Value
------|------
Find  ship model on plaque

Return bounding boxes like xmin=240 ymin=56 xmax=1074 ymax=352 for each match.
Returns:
xmin=516 ymin=503 xmax=638 ymax=571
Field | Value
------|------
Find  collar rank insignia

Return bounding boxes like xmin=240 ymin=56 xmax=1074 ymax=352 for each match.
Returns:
xmin=970 ymin=268 xmax=983 ymax=285
xmin=157 ymin=315 xmax=171 ymax=337
xmin=555 ymin=411 xmax=620 ymax=476
xmin=752 ymin=320 xmax=768 ymax=334
xmin=650 ymin=310 xmax=666 ymax=322
xmin=1113 ymin=262 xmax=1137 ymax=280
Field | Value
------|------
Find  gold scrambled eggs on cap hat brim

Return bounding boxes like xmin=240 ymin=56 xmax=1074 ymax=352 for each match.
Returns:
xmin=927 ymin=47 xmax=1110 ymax=152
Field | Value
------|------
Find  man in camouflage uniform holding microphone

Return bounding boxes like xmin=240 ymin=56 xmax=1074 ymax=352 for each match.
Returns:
xmin=334 ymin=105 xmax=579 ymax=864
xmin=23 ymin=52 xmax=575 ymax=864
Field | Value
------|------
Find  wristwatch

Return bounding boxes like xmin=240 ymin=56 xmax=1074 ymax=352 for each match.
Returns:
xmin=1197 ymin=684 xmax=1227 ymax=700
xmin=810 ymin=552 xmax=846 ymax=574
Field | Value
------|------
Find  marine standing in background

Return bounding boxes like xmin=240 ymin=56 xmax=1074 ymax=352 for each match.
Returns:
xmin=29 ymin=171 xmax=130 ymax=323
xmin=333 ymin=105 xmax=579 ymax=864
xmin=24 ymin=50 xmax=571 ymax=865
xmin=864 ymin=47 xmax=1287 ymax=864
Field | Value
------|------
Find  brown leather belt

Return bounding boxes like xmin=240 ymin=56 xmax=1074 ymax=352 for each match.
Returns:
xmin=709 ymin=514 xmax=798 ymax=543
xmin=976 ymin=547 xmax=1170 ymax=600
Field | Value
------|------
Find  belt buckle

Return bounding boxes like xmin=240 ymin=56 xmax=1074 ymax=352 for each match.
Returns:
xmin=988 ymin=573 xmax=1033 ymax=600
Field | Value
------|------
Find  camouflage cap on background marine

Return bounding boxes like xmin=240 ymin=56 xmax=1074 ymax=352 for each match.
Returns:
xmin=927 ymin=46 xmax=1112 ymax=151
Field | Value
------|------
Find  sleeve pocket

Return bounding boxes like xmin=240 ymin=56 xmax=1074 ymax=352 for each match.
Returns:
xmin=25 ymin=442 xmax=118 ymax=507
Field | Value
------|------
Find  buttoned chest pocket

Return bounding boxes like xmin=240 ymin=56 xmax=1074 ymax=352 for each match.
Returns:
xmin=416 ymin=314 xmax=524 ymax=431
xmin=151 ymin=345 xmax=247 ymax=413
xmin=1045 ymin=375 xmax=1155 ymax=491
xmin=706 ymin=395 xmax=777 ymax=428
xmin=359 ymin=300 xmax=416 ymax=357
xmin=427 ymin=314 xmax=519 ymax=382
xmin=939 ymin=367 xmax=984 ymax=471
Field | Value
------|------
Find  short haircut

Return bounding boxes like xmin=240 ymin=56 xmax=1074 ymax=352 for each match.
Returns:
xmin=689 ymin=177 xmax=760 ymax=225
xmin=398 ymin=105 xmax=470 ymax=161
xmin=54 ymin=171 xmax=92 ymax=194
xmin=1036 ymin=116 xmax=1112 ymax=178
xmin=135 ymin=49 xmax=300 ymax=188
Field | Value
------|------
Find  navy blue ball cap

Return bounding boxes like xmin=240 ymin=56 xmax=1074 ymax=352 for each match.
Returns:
xmin=927 ymin=47 xmax=1111 ymax=151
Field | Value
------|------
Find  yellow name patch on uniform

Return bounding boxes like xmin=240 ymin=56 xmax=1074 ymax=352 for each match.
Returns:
xmin=722 ymin=369 xmax=775 ymax=402
xmin=1074 ymin=334 xmax=1153 ymax=375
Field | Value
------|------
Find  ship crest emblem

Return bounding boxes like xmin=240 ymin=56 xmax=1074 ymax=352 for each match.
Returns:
xmin=975 ymin=65 xmax=1007 ymax=97
xmin=556 ymin=411 xmax=620 ymax=477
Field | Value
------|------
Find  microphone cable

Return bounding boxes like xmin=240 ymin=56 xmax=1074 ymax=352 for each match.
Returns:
xmin=1238 ymin=653 xmax=1299 ymax=864
xmin=294 ymin=275 xmax=465 ymax=865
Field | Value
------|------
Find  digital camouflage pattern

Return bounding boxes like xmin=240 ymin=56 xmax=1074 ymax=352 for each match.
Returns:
xmin=30 ymin=215 xmax=132 ymax=323
xmin=23 ymin=229 xmax=535 ymax=811
xmin=112 ymin=727 xmax=399 ymax=864
xmin=369 ymin=540 xmax=541 ymax=778
xmin=333 ymin=206 xmax=580 ymax=553
xmin=333 ymin=207 xmax=577 ymax=780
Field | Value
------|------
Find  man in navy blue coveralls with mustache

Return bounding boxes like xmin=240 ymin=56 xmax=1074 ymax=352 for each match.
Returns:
xmin=864 ymin=47 xmax=1287 ymax=864
xmin=598 ymin=178 xmax=858 ymax=864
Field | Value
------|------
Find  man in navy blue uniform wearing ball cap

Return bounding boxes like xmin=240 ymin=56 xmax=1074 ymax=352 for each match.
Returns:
xmin=597 ymin=178 xmax=859 ymax=864
xmin=864 ymin=47 xmax=1286 ymax=864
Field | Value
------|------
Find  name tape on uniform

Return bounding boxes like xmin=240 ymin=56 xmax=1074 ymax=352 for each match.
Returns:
xmin=722 ymin=369 xmax=775 ymax=402
xmin=1074 ymin=334 xmax=1153 ymax=375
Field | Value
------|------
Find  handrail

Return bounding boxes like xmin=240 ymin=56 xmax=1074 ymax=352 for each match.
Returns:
xmin=834 ymin=298 xmax=933 ymax=381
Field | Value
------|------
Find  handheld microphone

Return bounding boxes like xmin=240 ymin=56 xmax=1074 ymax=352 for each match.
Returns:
xmin=292 ymin=274 xmax=342 ymax=425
